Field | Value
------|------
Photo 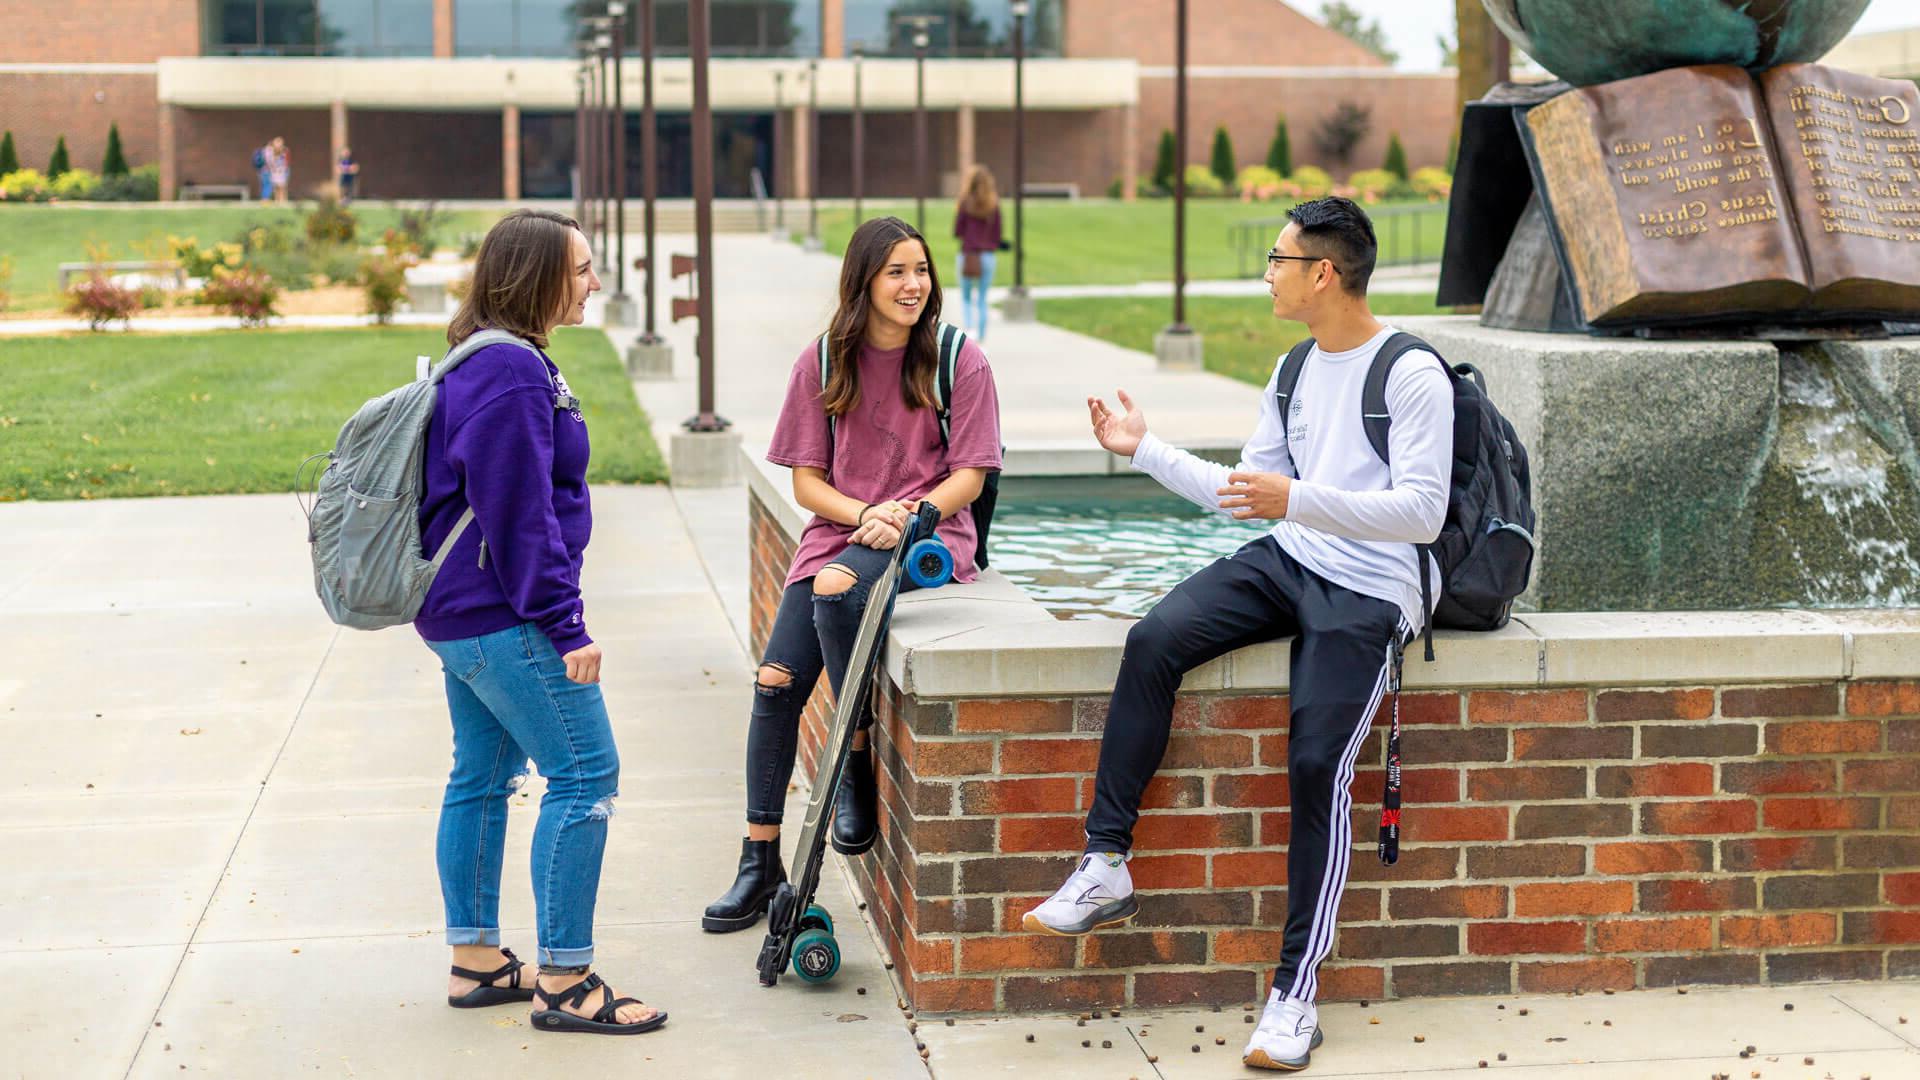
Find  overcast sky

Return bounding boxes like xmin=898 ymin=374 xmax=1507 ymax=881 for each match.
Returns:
xmin=1323 ymin=0 xmax=1918 ymax=72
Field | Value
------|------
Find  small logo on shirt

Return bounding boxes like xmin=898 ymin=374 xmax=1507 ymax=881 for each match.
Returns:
xmin=553 ymin=369 xmax=584 ymax=423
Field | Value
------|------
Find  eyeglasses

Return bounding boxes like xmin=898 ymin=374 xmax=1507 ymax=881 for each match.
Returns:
xmin=1266 ymin=250 xmax=1341 ymax=274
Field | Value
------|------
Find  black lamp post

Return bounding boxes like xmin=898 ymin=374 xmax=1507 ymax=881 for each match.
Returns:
xmin=772 ymin=68 xmax=786 ymax=232
xmin=912 ymin=26 xmax=930 ymax=232
xmin=1007 ymin=0 xmax=1030 ymax=318
xmin=640 ymin=0 xmax=661 ymax=344
xmin=852 ymin=45 xmax=864 ymax=224
xmin=806 ymin=57 xmax=820 ymax=248
xmin=574 ymin=66 xmax=588 ymax=231
xmin=683 ymin=0 xmax=724 ymax=434
xmin=1154 ymin=0 xmax=1199 ymax=368
xmin=594 ymin=28 xmax=613 ymax=272
xmin=606 ymin=3 xmax=634 ymax=325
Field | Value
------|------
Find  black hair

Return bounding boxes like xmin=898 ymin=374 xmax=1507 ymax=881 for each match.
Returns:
xmin=1285 ymin=196 xmax=1377 ymax=296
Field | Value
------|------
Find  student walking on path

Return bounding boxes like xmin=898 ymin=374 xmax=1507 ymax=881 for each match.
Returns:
xmin=1023 ymin=197 xmax=1454 ymax=1072
xmin=414 ymin=208 xmax=666 ymax=1036
xmin=267 ymin=137 xmax=290 ymax=204
xmin=703 ymin=216 xmax=1002 ymax=934
xmin=951 ymin=165 xmax=1005 ymax=341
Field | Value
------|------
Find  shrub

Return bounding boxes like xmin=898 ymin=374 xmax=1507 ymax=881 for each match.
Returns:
xmin=1266 ymin=117 xmax=1293 ymax=176
xmin=1313 ymin=101 xmax=1372 ymax=167
xmin=394 ymin=202 xmax=446 ymax=256
xmin=1181 ymin=163 xmax=1224 ymax=197
xmin=1209 ymin=126 xmax=1236 ymax=186
xmin=1346 ymin=168 xmax=1397 ymax=203
xmin=199 ymin=266 xmax=280 ymax=326
xmin=94 ymin=164 xmax=159 ymax=202
xmin=380 ymin=226 xmax=425 ymax=261
xmin=101 ymin=124 xmax=129 ymax=178
xmin=46 ymin=136 xmax=71 ymax=179
xmin=0 ymin=168 xmax=51 ymax=202
xmin=1236 ymin=165 xmax=1285 ymax=202
xmin=51 ymin=168 xmax=99 ymax=201
xmin=66 ymin=272 xmax=141 ymax=330
xmin=1383 ymin=132 xmax=1409 ymax=181
xmin=1152 ymin=129 xmax=1177 ymax=194
xmin=313 ymin=245 xmax=364 ymax=286
xmin=169 ymin=236 xmax=247 ymax=279
xmin=1412 ymin=166 xmax=1453 ymax=201
xmin=305 ymin=196 xmax=357 ymax=246
xmin=359 ymin=253 xmax=412 ymax=324
xmin=0 ymin=131 xmax=17 ymax=175
xmin=1289 ymin=165 xmax=1334 ymax=199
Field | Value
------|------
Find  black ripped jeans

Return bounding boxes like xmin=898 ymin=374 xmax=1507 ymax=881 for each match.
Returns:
xmin=745 ymin=540 xmax=917 ymax=825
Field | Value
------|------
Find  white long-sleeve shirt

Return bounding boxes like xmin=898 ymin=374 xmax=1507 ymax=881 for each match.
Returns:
xmin=1130 ymin=325 xmax=1454 ymax=632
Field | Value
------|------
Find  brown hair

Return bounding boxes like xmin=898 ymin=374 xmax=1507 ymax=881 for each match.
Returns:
xmin=447 ymin=208 xmax=581 ymax=350
xmin=957 ymin=164 xmax=998 ymax=219
xmin=820 ymin=216 xmax=944 ymax=419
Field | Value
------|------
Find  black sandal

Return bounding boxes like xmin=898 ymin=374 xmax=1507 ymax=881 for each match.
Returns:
xmin=447 ymin=947 xmax=537 ymax=1009
xmin=532 ymin=972 xmax=668 ymax=1035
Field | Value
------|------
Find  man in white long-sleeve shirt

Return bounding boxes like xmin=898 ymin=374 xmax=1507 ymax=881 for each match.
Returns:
xmin=1022 ymin=198 xmax=1454 ymax=1072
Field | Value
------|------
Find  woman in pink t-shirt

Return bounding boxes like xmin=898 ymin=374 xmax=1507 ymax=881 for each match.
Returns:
xmin=703 ymin=216 xmax=1002 ymax=933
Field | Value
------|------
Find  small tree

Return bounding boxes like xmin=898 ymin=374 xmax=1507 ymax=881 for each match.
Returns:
xmin=0 ymin=131 xmax=17 ymax=175
xmin=1313 ymin=102 xmax=1373 ymax=168
xmin=101 ymin=124 xmax=129 ymax=178
xmin=1152 ymin=129 xmax=1177 ymax=194
xmin=1209 ymin=126 xmax=1236 ymax=186
xmin=1383 ymin=132 xmax=1409 ymax=181
xmin=1266 ymin=117 xmax=1293 ymax=176
xmin=47 ymin=136 xmax=71 ymax=180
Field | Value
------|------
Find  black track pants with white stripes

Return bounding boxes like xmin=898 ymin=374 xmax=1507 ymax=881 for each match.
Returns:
xmin=1083 ymin=534 xmax=1406 ymax=1002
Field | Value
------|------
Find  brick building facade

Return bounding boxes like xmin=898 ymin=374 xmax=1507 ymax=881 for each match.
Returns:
xmin=0 ymin=1 xmax=1455 ymax=200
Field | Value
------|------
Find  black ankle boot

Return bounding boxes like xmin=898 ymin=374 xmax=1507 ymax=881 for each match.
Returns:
xmin=702 ymin=838 xmax=784 ymax=933
xmin=831 ymin=745 xmax=879 ymax=856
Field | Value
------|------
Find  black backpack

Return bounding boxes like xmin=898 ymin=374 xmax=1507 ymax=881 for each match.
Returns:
xmin=818 ymin=323 xmax=1001 ymax=569
xmin=1275 ymin=332 xmax=1536 ymax=662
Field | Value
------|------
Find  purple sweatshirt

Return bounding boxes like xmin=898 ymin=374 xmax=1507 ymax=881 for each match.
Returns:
xmin=415 ymin=341 xmax=594 ymax=656
xmin=954 ymin=207 xmax=1002 ymax=254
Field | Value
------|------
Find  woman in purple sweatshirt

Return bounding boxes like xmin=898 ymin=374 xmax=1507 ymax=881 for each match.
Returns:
xmin=952 ymin=164 xmax=1005 ymax=340
xmin=414 ymin=208 xmax=665 ymax=1036
xmin=702 ymin=216 xmax=1003 ymax=932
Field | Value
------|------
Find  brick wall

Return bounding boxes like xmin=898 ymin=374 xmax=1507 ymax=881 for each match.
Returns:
xmin=170 ymin=107 xmax=504 ymax=198
xmin=812 ymin=108 xmax=1128 ymax=202
xmin=0 ymin=0 xmax=199 ymax=62
xmin=0 ymin=73 xmax=159 ymax=178
xmin=1065 ymin=0 xmax=1387 ymax=70
xmin=749 ymin=489 xmax=1920 ymax=1013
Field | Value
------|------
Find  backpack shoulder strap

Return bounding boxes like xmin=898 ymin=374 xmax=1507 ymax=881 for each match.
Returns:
xmin=1360 ymin=331 xmax=1439 ymax=466
xmin=431 ymin=329 xmax=537 ymax=384
xmin=1273 ymin=338 xmax=1315 ymax=425
xmin=936 ymin=323 xmax=965 ymax=450
xmin=817 ymin=333 xmax=836 ymax=466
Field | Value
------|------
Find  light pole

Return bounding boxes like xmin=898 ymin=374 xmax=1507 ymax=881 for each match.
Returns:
xmin=852 ymin=45 xmax=864 ymax=224
xmin=604 ymin=3 xmax=637 ymax=326
xmin=594 ymin=29 xmax=613 ymax=273
xmin=573 ymin=66 xmax=588 ymax=231
xmin=1005 ymin=0 xmax=1033 ymax=320
xmin=772 ymin=68 xmax=787 ymax=235
xmin=627 ymin=0 xmax=671 ymax=372
xmin=912 ymin=27 xmax=929 ymax=232
xmin=805 ymin=57 xmax=821 ymax=250
xmin=1153 ymin=0 xmax=1201 ymax=369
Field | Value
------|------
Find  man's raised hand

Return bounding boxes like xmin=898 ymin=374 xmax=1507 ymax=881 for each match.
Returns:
xmin=1217 ymin=471 xmax=1292 ymax=520
xmin=1087 ymin=389 xmax=1148 ymax=458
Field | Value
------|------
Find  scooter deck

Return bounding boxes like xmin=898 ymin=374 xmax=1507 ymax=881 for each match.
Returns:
xmin=756 ymin=507 xmax=936 ymax=986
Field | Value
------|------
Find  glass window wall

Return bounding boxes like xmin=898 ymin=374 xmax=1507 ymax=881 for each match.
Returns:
xmin=843 ymin=0 xmax=1059 ymax=58
xmin=203 ymin=0 xmax=434 ymax=56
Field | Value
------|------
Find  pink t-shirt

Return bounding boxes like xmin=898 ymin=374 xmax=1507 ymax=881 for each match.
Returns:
xmin=767 ymin=335 xmax=1002 ymax=587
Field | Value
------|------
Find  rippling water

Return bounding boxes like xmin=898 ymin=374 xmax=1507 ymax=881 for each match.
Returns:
xmin=991 ymin=476 xmax=1270 ymax=619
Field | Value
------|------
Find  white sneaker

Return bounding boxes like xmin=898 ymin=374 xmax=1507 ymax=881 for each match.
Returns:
xmin=1019 ymin=852 xmax=1138 ymax=936
xmin=1243 ymin=989 xmax=1322 ymax=1071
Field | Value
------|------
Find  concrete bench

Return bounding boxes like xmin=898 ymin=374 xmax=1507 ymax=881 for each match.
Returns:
xmin=742 ymin=446 xmax=1920 ymax=1014
xmin=57 ymin=260 xmax=186 ymax=291
xmin=180 ymin=184 xmax=251 ymax=202
xmin=1022 ymin=182 xmax=1079 ymax=200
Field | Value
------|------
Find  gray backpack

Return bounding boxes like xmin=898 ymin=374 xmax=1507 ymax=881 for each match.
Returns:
xmin=299 ymin=329 xmax=539 ymax=630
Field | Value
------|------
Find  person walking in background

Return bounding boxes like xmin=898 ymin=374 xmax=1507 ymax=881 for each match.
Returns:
xmin=268 ymin=137 xmax=290 ymax=204
xmin=952 ymin=164 xmax=1005 ymax=341
xmin=337 ymin=145 xmax=359 ymax=203
xmin=254 ymin=141 xmax=274 ymax=201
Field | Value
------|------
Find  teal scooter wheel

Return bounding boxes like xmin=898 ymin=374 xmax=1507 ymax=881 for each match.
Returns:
xmin=792 ymin=928 xmax=841 ymax=983
xmin=801 ymin=903 xmax=833 ymax=935
xmin=906 ymin=537 xmax=954 ymax=588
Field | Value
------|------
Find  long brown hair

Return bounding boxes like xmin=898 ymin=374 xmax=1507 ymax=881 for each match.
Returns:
xmin=447 ymin=208 xmax=580 ymax=350
xmin=957 ymin=164 xmax=998 ymax=219
xmin=820 ymin=216 xmax=943 ymax=419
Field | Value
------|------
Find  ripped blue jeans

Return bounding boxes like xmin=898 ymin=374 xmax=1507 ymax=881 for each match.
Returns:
xmin=426 ymin=622 xmax=619 ymax=969
xmin=746 ymin=541 xmax=915 ymax=825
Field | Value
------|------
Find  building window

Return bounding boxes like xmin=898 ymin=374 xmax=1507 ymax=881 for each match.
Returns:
xmin=203 ymin=0 xmax=434 ymax=56
xmin=457 ymin=0 xmax=602 ymax=57
xmin=843 ymin=0 xmax=1060 ymax=58
xmin=647 ymin=2 xmax=819 ymax=58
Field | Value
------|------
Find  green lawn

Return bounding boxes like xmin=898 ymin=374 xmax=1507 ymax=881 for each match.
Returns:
xmin=802 ymin=199 xmax=1447 ymax=287
xmin=0 ymin=325 xmax=665 ymax=501
xmin=1035 ymin=294 xmax=1452 ymax=388
xmin=0 ymin=204 xmax=505 ymax=312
